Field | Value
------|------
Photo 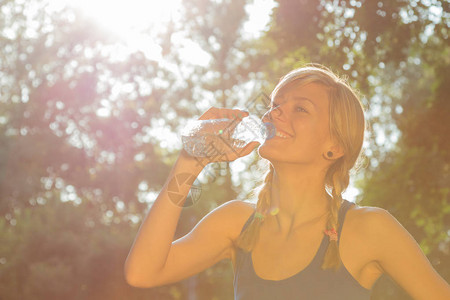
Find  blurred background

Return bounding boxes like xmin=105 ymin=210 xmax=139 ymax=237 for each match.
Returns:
xmin=0 ymin=0 xmax=448 ymax=299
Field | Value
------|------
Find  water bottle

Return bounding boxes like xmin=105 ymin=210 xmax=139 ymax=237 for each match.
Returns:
xmin=181 ymin=115 xmax=276 ymax=158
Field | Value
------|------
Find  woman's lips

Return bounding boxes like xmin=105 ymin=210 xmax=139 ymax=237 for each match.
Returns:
xmin=275 ymin=128 xmax=293 ymax=138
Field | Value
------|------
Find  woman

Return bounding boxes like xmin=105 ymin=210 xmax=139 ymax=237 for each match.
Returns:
xmin=124 ymin=65 xmax=450 ymax=299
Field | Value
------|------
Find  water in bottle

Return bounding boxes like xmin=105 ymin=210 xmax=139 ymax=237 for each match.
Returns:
xmin=181 ymin=115 xmax=276 ymax=158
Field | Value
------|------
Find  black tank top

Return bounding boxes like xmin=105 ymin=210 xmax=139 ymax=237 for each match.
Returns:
xmin=233 ymin=199 xmax=371 ymax=300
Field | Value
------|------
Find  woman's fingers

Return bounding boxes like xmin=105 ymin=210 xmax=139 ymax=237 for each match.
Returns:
xmin=218 ymin=141 xmax=260 ymax=162
xmin=237 ymin=141 xmax=260 ymax=158
xmin=189 ymin=107 xmax=257 ymax=162
xmin=198 ymin=107 xmax=249 ymax=121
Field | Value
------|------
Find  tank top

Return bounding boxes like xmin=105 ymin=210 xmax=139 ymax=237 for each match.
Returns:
xmin=233 ymin=199 xmax=371 ymax=300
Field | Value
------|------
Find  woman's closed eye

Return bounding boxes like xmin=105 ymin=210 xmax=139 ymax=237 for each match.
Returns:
xmin=267 ymin=103 xmax=308 ymax=114
xmin=295 ymin=106 xmax=308 ymax=113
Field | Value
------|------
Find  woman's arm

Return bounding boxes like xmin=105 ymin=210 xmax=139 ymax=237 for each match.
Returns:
xmin=124 ymin=150 xmax=204 ymax=287
xmin=363 ymin=207 xmax=450 ymax=299
xmin=124 ymin=107 xmax=257 ymax=288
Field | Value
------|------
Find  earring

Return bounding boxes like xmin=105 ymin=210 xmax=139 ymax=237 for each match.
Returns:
xmin=327 ymin=151 xmax=333 ymax=158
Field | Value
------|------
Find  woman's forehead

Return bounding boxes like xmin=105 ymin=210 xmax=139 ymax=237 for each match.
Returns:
xmin=273 ymin=82 xmax=330 ymax=104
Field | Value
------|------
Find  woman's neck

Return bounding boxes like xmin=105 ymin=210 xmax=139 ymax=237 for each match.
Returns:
xmin=267 ymin=163 xmax=331 ymax=236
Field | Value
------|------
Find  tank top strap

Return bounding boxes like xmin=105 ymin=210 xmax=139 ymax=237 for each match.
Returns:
xmin=234 ymin=210 xmax=256 ymax=274
xmin=240 ymin=210 xmax=256 ymax=234
xmin=337 ymin=199 xmax=355 ymax=244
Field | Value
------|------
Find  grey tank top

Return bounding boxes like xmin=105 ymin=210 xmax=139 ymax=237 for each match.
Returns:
xmin=233 ymin=199 xmax=371 ymax=300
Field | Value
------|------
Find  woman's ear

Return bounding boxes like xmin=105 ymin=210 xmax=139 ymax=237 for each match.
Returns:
xmin=324 ymin=144 xmax=345 ymax=160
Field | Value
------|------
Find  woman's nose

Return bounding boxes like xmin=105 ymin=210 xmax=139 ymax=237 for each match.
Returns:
xmin=262 ymin=104 xmax=284 ymax=123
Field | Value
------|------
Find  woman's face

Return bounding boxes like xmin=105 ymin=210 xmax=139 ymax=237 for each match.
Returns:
xmin=258 ymin=82 xmax=333 ymax=165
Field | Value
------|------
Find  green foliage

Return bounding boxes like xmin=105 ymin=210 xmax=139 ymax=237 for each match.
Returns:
xmin=1 ymin=0 xmax=257 ymax=298
xmin=0 ymin=196 xmax=181 ymax=299
xmin=0 ymin=0 xmax=177 ymax=298
xmin=358 ymin=61 xmax=449 ymax=298
xmin=1 ymin=0 xmax=448 ymax=298
xmin=0 ymin=0 xmax=170 ymax=215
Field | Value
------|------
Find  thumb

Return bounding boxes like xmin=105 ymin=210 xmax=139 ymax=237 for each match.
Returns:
xmin=248 ymin=141 xmax=260 ymax=150
xmin=240 ymin=141 xmax=260 ymax=156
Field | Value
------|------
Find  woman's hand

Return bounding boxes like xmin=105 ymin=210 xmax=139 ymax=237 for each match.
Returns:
xmin=180 ymin=107 xmax=260 ymax=164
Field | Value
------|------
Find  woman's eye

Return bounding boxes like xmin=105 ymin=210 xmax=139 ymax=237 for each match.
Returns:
xmin=267 ymin=103 xmax=307 ymax=113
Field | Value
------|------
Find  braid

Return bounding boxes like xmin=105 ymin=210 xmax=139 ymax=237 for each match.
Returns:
xmin=237 ymin=65 xmax=365 ymax=273
xmin=235 ymin=164 xmax=274 ymax=252
xmin=321 ymin=158 xmax=351 ymax=271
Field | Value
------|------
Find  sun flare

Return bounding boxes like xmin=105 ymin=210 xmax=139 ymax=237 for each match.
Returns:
xmin=57 ymin=0 xmax=180 ymax=34
xmin=49 ymin=0 xmax=181 ymax=60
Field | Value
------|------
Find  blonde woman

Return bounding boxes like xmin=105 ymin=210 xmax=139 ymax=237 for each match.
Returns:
xmin=125 ymin=65 xmax=450 ymax=299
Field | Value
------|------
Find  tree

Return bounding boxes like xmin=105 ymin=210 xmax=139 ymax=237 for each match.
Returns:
xmin=1 ymin=0 xmax=264 ymax=298
xmin=0 ymin=193 xmax=184 ymax=299
xmin=0 ymin=0 xmax=172 ymax=215
xmin=0 ymin=0 xmax=180 ymax=298
xmin=359 ymin=56 xmax=449 ymax=300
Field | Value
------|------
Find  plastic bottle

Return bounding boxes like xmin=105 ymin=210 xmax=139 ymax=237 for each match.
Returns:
xmin=181 ymin=115 xmax=276 ymax=158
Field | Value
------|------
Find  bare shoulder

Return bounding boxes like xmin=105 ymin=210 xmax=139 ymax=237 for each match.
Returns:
xmin=342 ymin=204 xmax=400 ymax=268
xmin=346 ymin=203 xmax=399 ymax=234
xmin=219 ymin=200 xmax=256 ymax=234
xmin=345 ymin=203 xmax=395 ymax=237
xmin=344 ymin=203 xmax=410 ymax=254
xmin=214 ymin=199 xmax=255 ymax=217
xmin=207 ymin=200 xmax=256 ymax=243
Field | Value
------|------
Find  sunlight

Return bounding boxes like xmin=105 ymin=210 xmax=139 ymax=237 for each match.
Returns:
xmin=50 ymin=0 xmax=181 ymax=60
xmin=47 ymin=0 xmax=277 ymax=63
xmin=57 ymin=0 xmax=180 ymax=33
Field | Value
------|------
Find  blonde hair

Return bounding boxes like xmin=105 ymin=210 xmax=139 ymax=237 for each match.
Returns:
xmin=234 ymin=64 xmax=366 ymax=271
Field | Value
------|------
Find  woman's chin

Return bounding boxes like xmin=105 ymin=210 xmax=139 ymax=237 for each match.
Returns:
xmin=257 ymin=144 xmax=276 ymax=160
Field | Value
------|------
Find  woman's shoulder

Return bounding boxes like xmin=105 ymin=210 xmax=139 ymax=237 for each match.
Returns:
xmin=220 ymin=199 xmax=256 ymax=220
xmin=210 ymin=200 xmax=256 ymax=234
xmin=220 ymin=199 xmax=256 ymax=212
xmin=345 ymin=202 xmax=400 ymax=242
xmin=346 ymin=202 xmax=392 ymax=225
xmin=213 ymin=199 xmax=256 ymax=237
